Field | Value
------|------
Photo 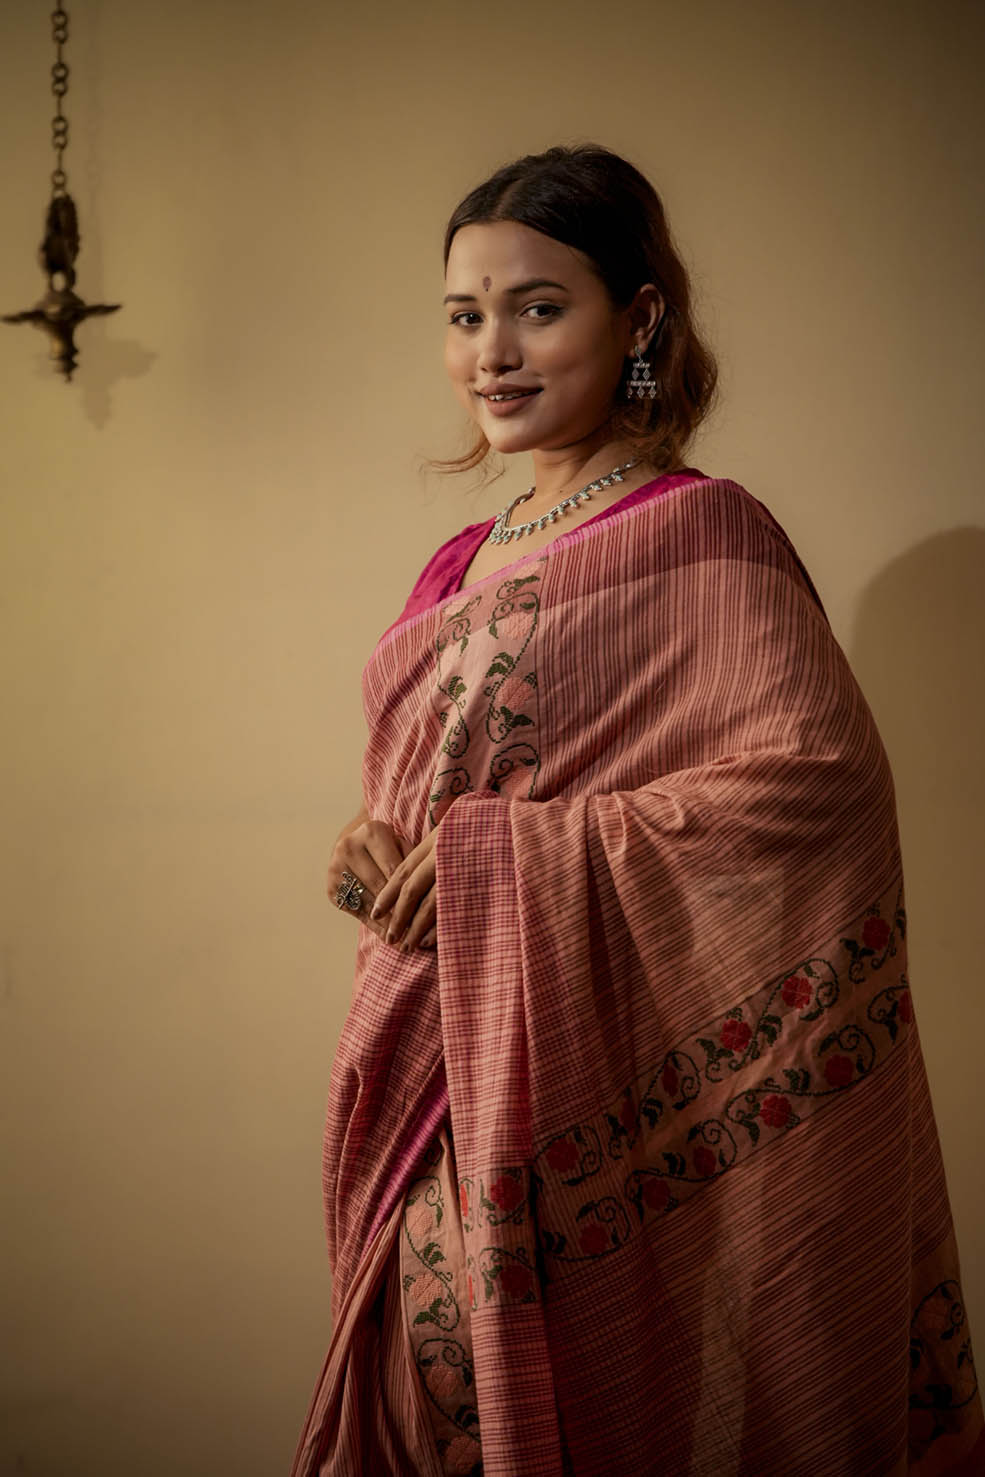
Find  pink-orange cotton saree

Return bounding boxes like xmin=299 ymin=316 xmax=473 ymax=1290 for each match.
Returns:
xmin=291 ymin=474 xmax=984 ymax=1475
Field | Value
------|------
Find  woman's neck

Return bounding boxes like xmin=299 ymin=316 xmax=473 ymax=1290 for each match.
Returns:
xmin=525 ymin=445 xmax=656 ymax=512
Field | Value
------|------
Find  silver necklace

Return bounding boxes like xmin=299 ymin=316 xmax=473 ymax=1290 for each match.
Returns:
xmin=488 ymin=458 xmax=641 ymax=545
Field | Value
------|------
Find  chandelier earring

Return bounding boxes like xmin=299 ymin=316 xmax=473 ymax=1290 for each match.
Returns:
xmin=626 ymin=342 xmax=657 ymax=400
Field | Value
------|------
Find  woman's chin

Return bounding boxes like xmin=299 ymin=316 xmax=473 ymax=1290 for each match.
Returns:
xmin=478 ymin=414 xmax=556 ymax=454
xmin=482 ymin=427 xmax=540 ymax=453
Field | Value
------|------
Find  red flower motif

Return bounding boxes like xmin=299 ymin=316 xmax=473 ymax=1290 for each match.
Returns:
xmin=898 ymin=989 xmax=913 ymax=1024
xmin=759 ymin=1093 xmax=792 ymax=1128
xmin=444 ymin=1435 xmax=479 ymax=1474
xmin=782 ymin=974 xmax=812 ymax=1009
xmin=426 ymin=1359 xmax=459 ymax=1400
xmin=489 ymin=1175 xmax=524 ymax=1212
xmin=459 ymin=1183 xmax=469 ymax=1218
xmin=720 ymin=1018 xmax=752 ymax=1051
xmin=495 ymin=608 xmax=533 ymax=642
xmin=546 ymin=1136 xmax=579 ymax=1173
xmin=824 ymin=1053 xmax=854 ymax=1087
xmin=642 ymin=1177 xmax=670 ymax=1212
xmin=693 ymin=1145 xmax=718 ymax=1177
xmin=499 ymin=1261 xmax=534 ymax=1298
xmin=578 ymin=1222 xmax=609 ymax=1255
xmin=863 ymin=916 xmax=890 ymax=952
xmin=661 ymin=1061 xmax=679 ymax=1096
xmin=619 ymin=1097 xmax=637 ymax=1133
xmin=410 ymin=1270 xmax=444 ymax=1310
xmin=498 ymin=673 xmax=533 ymax=718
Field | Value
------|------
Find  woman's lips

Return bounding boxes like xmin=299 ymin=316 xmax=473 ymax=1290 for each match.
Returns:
xmin=479 ymin=389 xmax=542 ymax=416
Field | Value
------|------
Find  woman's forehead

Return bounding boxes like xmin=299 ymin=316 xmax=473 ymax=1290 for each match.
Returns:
xmin=446 ymin=221 xmax=588 ymax=283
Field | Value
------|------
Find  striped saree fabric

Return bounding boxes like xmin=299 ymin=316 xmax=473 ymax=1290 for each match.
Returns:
xmin=290 ymin=475 xmax=984 ymax=1475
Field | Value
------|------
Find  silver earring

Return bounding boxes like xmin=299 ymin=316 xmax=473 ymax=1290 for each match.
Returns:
xmin=626 ymin=343 xmax=657 ymax=400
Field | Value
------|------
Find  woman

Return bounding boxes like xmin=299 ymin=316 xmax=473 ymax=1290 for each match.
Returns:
xmin=291 ymin=145 xmax=983 ymax=1476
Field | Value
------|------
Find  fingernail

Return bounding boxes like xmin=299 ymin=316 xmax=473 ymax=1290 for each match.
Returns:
xmin=370 ymin=903 xmax=381 ymax=919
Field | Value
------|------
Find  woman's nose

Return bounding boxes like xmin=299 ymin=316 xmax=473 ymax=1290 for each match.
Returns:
xmin=476 ymin=321 xmax=521 ymax=374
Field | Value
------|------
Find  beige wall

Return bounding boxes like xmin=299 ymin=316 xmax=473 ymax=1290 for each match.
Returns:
xmin=1 ymin=1 xmax=982 ymax=1471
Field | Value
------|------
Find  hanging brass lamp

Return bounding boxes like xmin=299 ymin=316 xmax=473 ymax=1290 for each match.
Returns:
xmin=2 ymin=8 xmax=121 ymax=381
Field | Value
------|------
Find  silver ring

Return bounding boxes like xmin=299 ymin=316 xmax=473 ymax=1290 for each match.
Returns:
xmin=335 ymin=868 xmax=366 ymax=913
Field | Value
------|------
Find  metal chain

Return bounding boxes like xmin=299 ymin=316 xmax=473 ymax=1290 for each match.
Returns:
xmin=50 ymin=8 xmax=70 ymax=196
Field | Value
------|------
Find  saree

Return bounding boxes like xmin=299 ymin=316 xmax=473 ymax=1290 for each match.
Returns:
xmin=291 ymin=473 xmax=984 ymax=1475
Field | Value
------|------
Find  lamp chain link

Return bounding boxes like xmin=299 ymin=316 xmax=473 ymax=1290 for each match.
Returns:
xmin=50 ymin=8 xmax=70 ymax=196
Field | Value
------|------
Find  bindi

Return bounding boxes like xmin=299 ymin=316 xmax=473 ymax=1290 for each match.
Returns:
xmin=482 ymin=276 xmax=491 ymax=292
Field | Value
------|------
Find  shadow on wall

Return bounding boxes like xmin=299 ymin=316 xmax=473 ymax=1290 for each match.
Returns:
xmin=848 ymin=525 xmax=985 ymax=997
xmin=21 ymin=328 xmax=157 ymax=428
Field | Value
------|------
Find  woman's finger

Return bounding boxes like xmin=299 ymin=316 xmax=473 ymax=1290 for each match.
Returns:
xmin=373 ymin=830 xmax=436 ymax=919
xmin=386 ymin=867 xmax=436 ymax=946
xmin=396 ymin=887 xmax=437 ymax=952
xmin=371 ymin=853 xmax=410 ymax=919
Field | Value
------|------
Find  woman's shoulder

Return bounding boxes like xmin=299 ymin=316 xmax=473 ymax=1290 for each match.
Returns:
xmin=409 ymin=515 xmax=493 ymax=595
xmin=677 ymin=473 xmax=829 ymax=620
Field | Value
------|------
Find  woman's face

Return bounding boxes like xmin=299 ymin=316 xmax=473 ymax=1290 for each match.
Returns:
xmin=443 ymin=220 xmax=642 ymax=457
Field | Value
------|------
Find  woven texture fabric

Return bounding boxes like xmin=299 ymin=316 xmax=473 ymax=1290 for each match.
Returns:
xmin=290 ymin=476 xmax=984 ymax=1476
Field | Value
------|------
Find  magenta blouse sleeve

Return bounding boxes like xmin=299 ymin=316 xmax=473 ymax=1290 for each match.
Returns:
xmin=377 ymin=518 xmax=494 ymax=643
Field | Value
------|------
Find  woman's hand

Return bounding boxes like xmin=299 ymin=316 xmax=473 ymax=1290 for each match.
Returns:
xmin=370 ymin=823 xmax=440 ymax=952
xmin=327 ymin=812 xmax=416 ymax=945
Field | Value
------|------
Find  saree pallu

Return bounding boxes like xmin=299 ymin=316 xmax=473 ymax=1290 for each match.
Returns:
xmin=291 ymin=475 xmax=984 ymax=1475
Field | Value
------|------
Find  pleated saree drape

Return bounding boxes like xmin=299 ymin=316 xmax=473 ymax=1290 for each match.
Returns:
xmin=291 ymin=474 xmax=984 ymax=1476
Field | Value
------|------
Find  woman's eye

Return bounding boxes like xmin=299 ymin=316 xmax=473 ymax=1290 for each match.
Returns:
xmin=448 ymin=303 xmax=561 ymax=327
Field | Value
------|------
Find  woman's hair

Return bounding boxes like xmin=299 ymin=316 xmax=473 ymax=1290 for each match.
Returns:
xmin=426 ymin=142 xmax=719 ymax=481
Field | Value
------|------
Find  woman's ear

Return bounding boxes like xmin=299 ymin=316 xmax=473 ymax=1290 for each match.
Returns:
xmin=626 ymin=283 xmax=664 ymax=355
xmin=638 ymin=284 xmax=665 ymax=352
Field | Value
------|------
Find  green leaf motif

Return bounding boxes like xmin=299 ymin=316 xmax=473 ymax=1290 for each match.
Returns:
xmin=486 ymin=651 xmax=516 ymax=678
xmin=413 ymin=1296 xmax=445 ymax=1326
xmin=697 ymin=1036 xmax=723 ymax=1067
xmin=782 ymin=1067 xmax=811 ymax=1093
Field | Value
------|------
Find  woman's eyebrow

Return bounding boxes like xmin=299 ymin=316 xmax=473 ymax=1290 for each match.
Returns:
xmin=442 ymin=278 xmax=569 ymax=305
